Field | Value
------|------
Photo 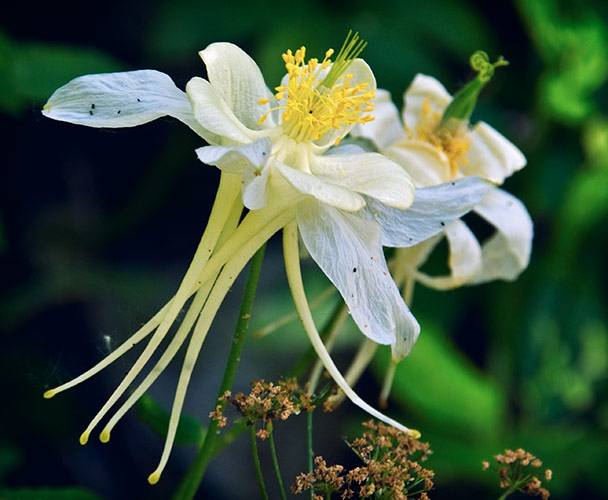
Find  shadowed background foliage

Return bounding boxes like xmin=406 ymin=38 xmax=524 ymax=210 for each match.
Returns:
xmin=1 ymin=0 xmax=607 ymax=499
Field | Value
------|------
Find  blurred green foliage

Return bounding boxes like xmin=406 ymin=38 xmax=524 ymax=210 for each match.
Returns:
xmin=2 ymin=0 xmax=607 ymax=499
xmin=517 ymin=0 xmax=608 ymax=123
xmin=0 ymin=30 xmax=123 ymax=116
xmin=136 ymin=394 xmax=206 ymax=446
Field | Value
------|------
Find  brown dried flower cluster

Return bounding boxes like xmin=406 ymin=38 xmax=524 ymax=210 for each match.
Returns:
xmin=483 ymin=448 xmax=552 ymax=499
xmin=292 ymin=419 xmax=434 ymax=499
xmin=209 ymin=378 xmax=315 ymax=437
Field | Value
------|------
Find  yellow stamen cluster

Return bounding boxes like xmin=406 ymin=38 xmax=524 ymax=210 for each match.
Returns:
xmin=411 ymin=97 xmax=471 ymax=177
xmin=258 ymin=42 xmax=375 ymax=145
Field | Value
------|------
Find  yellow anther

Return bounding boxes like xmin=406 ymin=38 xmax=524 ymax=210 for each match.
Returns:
xmin=258 ymin=32 xmax=374 ymax=143
xmin=99 ymin=430 xmax=111 ymax=443
xmin=414 ymin=97 xmax=471 ymax=176
xmin=79 ymin=431 xmax=90 ymax=445
xmin=148 ymin=472 xmax=160 ymax=485
xmin=43 ymin=389 xmax=55 ymax=399
xmin=409 ymin=429 xmax=422 ymax=439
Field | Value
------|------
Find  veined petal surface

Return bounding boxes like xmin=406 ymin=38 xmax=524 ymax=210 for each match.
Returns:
xmin=195 ymin=137 xmax=272 ymax=174
xmin=402 ymin=74 xmax=451 ymax=129
xmin=42 ymin=70 xmax=208 ymax=137
xmin=350 ymin=89 xmax=406 ymax=150
xmin=186 ymin=77 xmax=265 ymax=145
xmin=469 ymin=188 xmax=533 ymax=283
xmin=200 ymin=43 xmax=275 ymax=130
xmin=297 ymin=200 xmax=420 ymax=350
xmin=464 ymin=122 xmax=527 ymax=184
xmin=311 ymin=152 xmax=414 ymax=209
xmin=369 ymin=177 xmax=492 ymax=247
xmin=275 ymin=161 xmax=366 ymax=212
xmin=413 ymin=219 xmax=482 ymax=290
xmin=383 ymin=140 xmax=452 ymax=187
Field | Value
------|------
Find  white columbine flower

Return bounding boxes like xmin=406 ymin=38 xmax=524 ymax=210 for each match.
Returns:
xmin=352 ymin=51 xmax=533 ymax=290
xmin=42 ymin=35 xmax=491 ymax=483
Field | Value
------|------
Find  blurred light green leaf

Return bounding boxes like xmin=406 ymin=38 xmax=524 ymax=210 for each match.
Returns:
xmin=0 ymin=488 xmax=104 ymax=500
xmin=583 ymin=116 xmax=608 ymax=167
xmin=377 ymin=318 xmax=506 ymax=439
xmin=0 ymin=30 xmax=123 ymax=115
xmin=517 ymin=0 xmax=608 ymax=123
xmin=554 ymin=165 xmax=608 ymax=266
xmin=136 ymin=393 xmax=205 ymax=446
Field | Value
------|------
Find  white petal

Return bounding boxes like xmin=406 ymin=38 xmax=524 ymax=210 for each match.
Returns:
xmin=469 ymin=188 xmax=533 ymax=283
xmin=314 ymin=59 xmax=377 ymax=149
xmin=369 ymin=176 xmax=492 ymax=247
xmin=413 ymin=220 xmax=482 ymax=290
xmin=464 ymin=122 xmax=527 ymax=184
xmin=325 ymin=143 xmax=367 ymax=156
xmin=350 ymin=89 xmax=406 ymax=150
xmin=186 ymin=77 xmax=265 ymax=145
xmin=383 ymin=140 xmax=452 ymax=187
xmin=199 ymin=43 xmax=275 ymax=130
xmin=242 ymin=163 xmax=271 ymax=210
xmin=403 ymin=74 xmax=452 ymax=130
xmin=297 ymin=200 xmax=420 ymax=352
xmin=311 ymin=152 xmax=415 ymax=209
xmin=195 ymin=137 xmax=272 ymax=174
xmin=275 ymin=161 xmax=365 ymax=212
xmin=391 ymin=236 xmax=443 ymax=275
xmin=42 ymin=70 xmax=209 ymax=137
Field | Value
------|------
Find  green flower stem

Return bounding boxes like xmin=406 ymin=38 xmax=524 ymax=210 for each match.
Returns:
xmin=307 ymin=410 xmax=314 ymax=500
xmin=497 ymin=487 xmax=517 ymax=500
xmin=267 ymin=422 xmax=287 ymax=500
xmin=172 ymin=243 xmax=267 ymax=500
xmin=250 ymin=425 xmax=270 ymax=500
xmin=496 ymin=475 xmax=533 ymax=500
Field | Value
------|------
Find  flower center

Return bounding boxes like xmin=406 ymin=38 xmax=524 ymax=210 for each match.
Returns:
xmin=410 ymin=97 xmax=471 ymax=177
xmin=258 ymin=32 xmax=375 ymax=145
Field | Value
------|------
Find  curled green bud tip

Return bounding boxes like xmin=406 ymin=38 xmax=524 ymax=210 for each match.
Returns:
xmin=441 ymin=50 xmax=510 ymax=124
xmin=470 ymin=50 xmax=509 ymax=83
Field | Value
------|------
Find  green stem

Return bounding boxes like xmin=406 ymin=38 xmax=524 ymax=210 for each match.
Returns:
xmin=250 ymin=425 xmax=270 ymax=500
xmin=172 ymin=243 xmax=267 ymax=500
xmin=307 ymin=410 xmax=314 ymax=500
xmin=497 ymin=486 xmax=517 ymax=500
xmin=267 ymin=422 xmax=287 ymax=500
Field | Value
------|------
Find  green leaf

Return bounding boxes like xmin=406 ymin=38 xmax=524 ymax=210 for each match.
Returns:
xmin=0 ymin=488 xmax=104 ymax=500
xmin=136 ymin=394 xmax=205 ymax=446
xmin=377 ymin=318 xmax=506 ymax=439
xmin=553 ymin=166 xmax=608 ymax=268
xmin=583 ymin=117 xmax=608 ymax=167
xmin=517 ymin=0 xmax=608 ymax=123
xmin=0 ymin=29 xmax=123 ymax=115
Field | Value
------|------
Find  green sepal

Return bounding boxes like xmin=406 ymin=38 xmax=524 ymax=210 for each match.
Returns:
xmin=441 ymin=50 xmax=509 ymax=125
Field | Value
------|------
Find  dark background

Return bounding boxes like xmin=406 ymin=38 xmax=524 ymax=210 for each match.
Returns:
xmin=2 ymin=0 xmax=608 ymax=498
